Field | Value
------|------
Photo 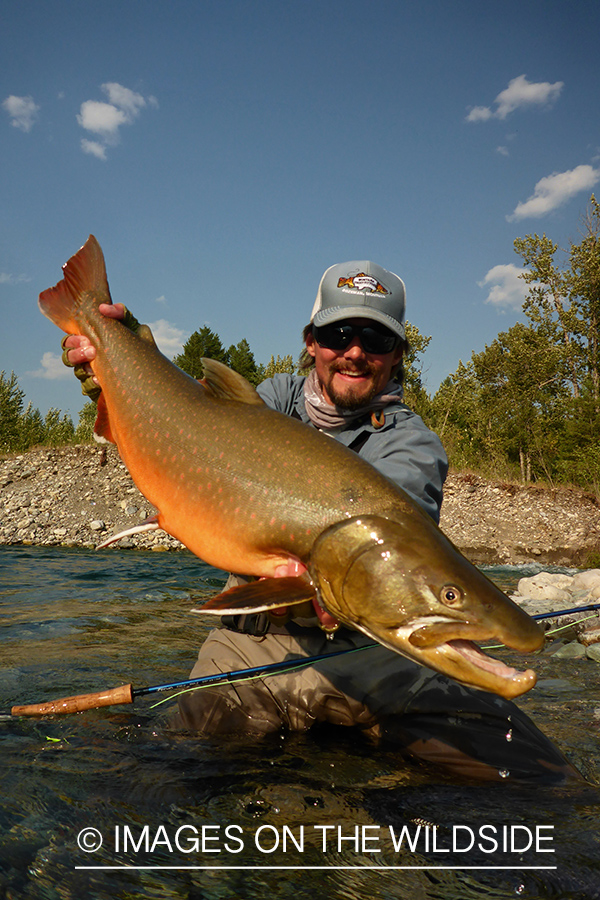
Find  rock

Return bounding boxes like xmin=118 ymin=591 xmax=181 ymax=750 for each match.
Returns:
xmin=586 ymin=645 xmax=600 ymax=662
xmin=572 ymin=569 xmax=600 ymax=591
xmin=550 ymin=641 xmax=587 ymax=659
xmin=577 ymin=624 xmax=600 ymax=646
xmin=89 ymin=520 xmax=106 ymax=531
xmin=516 ymin=575 xmax=573 ymax=603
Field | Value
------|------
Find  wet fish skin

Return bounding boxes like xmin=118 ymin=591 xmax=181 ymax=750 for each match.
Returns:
xmin=307 ymin=516 xmax=541 ymax=699
xmin=39 ymin=236 xmax=543 ymax=699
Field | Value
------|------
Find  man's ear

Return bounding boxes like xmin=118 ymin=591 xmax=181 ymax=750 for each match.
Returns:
xmin=305 ymin=331 xmax=317 ymax=359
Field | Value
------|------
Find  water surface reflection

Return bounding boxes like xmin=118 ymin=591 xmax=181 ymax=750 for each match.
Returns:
xmin=1 ymin=546 xmax=599 ymax=899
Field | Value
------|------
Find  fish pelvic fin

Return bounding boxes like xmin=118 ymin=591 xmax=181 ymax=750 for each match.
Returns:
xmin=200 ymin=357 xmax=265 ymax=406
xmin=93 ymin=393 xmax=116 ymax=444
xmin=192 ymin=576 xmax=317 ymax=615
xmin=38 ymin=235 xmax=110 ymax=334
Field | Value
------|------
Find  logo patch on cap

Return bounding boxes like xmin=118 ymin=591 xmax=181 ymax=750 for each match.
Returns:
xmin=337 ymin=273 xmax=389 ymax=295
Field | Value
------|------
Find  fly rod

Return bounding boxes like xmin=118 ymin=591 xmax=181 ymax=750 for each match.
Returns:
xmin=4 ymin=645 xmax=376 ymax=718
xmin=4 ymin=602 xmax=599 ymax=719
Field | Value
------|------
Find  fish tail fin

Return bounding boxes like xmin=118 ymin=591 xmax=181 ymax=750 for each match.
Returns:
xmin=38 ymin=235 xmax=109 ymax=334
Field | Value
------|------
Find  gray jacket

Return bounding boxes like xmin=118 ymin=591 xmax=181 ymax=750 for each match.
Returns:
xmin=257 ymin=374 xmax=448 ymax=523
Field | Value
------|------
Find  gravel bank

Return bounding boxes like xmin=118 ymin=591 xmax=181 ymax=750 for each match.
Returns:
xmin=2 ymin=444 xmax=600 ymax=567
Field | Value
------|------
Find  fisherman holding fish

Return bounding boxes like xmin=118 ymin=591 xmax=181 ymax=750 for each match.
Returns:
xmin=59 ymin=251 xmax=580 ymax=783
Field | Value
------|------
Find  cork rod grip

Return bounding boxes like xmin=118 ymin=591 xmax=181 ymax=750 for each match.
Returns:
xmin=11 ymin=683 xmax=134 ymax=716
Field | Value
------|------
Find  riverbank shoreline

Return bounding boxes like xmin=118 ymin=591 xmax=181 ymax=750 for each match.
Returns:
xmin=2 ymin=444 xmax=600 ymax=567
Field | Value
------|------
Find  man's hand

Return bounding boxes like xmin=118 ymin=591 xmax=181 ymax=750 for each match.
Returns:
xmin=62 ymin=303 xmax=126 ymax=371
xmin=62 ymin=303 xmax=140 ymax=400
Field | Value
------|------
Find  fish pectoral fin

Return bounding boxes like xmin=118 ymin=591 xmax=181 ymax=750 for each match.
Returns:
xmin=191 ymin=576 xmax=317 ymax=615
xmin=200 ymin=357 xmax=265 ymax=406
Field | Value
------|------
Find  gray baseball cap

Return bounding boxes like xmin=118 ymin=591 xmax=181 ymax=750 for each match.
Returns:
xmin=310 ymin=261 xmax=406 ymax=340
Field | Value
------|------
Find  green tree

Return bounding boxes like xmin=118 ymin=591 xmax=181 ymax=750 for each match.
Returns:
xmin=514 ymin=233 xmax=582 ymax=398
xmin=514 ymin=195 xmax=600 ymax=405
xmin=429 ymin=361 xmax=483 ymax=470
xmin=569 ymin=195 xmax=600 ymax=404
xmin=43 ymin=408 xmax=75 ymax=446
xmin=20 ymin=403 xmax=46 ymax=449
xmin=469 ymin=322 xmax=568 ymax=482
xmin=403 ymin=322 xmax=432 ymax=420
xmin=0 ymin=371 xmax=25 ymax=452
xmin=75 ymin=401 xmax=98 ymax=442
xmin=228 ymin=338 xmax=261 ymax=385
xmin=173 ymin=327 xmax=229 ymax=379
xmin=259 ymin=354 xmax=297 ymax=381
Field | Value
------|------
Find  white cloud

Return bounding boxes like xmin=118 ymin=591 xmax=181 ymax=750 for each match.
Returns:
xmin=103 ymin=83 xmax=147 ymax=119
xmin=77 ymin=100 xmax=127 ymax=137
xmin=496 ymin=146 xmax=509 ymax=157
xmin=479 ymin=264 xmax=530 ymax=310
xmin=466 ymin=105 xmax=493 ymax=123
xmin=0 ymin=272 xmax=31 ymax=284
xmin=509 ymin=165 xmax=600 ymax=220
xmin=77 ymin=82 xmax=156 ymax=158
xmin=2 ymin=94 xmax=40 ymax=132
xmin=28 ymin=352 xmax=73 ymax=380
xmin=466 ymin=74 xmax=563 ymax=122
xmin=147 ymin=319 xmax=186 ymax=357
xmin=81 ymin=139 xmax=108 ymax=160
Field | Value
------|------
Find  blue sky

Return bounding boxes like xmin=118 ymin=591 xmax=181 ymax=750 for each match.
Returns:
xmin=2 ymin=0 xmax=599 ymax=420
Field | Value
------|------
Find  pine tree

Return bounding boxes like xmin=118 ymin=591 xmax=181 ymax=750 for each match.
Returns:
xmin=0 ymin=371 xmax=25 ymax=452
xmin=228 ymin=338 xmax=261 ymax=385
xmin=173 ymin=327 xmax=229 ymax=379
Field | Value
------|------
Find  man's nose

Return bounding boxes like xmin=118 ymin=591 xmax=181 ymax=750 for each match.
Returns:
xmin=343 ymin=338 xmax=367 ymax=359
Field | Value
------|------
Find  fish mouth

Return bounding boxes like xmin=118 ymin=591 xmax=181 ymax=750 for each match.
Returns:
xmin=403 ymin=617 xmax=542 ymax=699
xmin=358 ymin=617 xmax=541 ymax=700
xmin=444 ymin=638 xmax=538 ymax=699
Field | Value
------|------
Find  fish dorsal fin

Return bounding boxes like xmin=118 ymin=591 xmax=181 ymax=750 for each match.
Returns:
xmin=136 ymin=323 xmax=157 ymax=347
xmin=192 ymin=576 xmax=317 ymax=615
xmin=200 ymin=358 xmax=265 ymax=406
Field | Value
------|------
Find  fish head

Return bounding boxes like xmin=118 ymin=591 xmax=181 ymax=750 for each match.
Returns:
xmin=308 ymin=515 xmax=544 ymax=699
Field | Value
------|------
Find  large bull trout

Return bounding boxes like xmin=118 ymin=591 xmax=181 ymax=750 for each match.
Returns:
xmin=39 ymin=236 xmax=543 ymax=700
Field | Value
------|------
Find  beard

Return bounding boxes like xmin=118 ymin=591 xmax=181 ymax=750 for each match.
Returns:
xmin=321 ymin=364 xmax=382 ymax=410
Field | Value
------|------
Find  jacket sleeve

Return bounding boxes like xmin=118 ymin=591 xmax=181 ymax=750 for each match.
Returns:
xmin=256 ymin=375 xmax=304 ymax=416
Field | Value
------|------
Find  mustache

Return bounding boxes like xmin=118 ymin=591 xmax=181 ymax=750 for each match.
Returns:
xmin=331 ymin=364 xmax=375 ymax=377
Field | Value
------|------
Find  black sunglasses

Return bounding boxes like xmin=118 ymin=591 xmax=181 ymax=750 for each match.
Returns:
xmin=312 ymin=321 xmax=399 ymax=355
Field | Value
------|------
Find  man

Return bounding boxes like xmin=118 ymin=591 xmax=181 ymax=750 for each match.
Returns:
xmin=63 ymin=260 xmax=580 ymax=782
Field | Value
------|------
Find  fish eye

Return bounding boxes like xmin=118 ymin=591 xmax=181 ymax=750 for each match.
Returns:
xmin=440 ymin=585 xmax=464 ymax=608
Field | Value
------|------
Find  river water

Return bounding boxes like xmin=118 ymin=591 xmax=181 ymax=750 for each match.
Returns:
xmin=1 ymin=545 xmax=599 ymax=899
